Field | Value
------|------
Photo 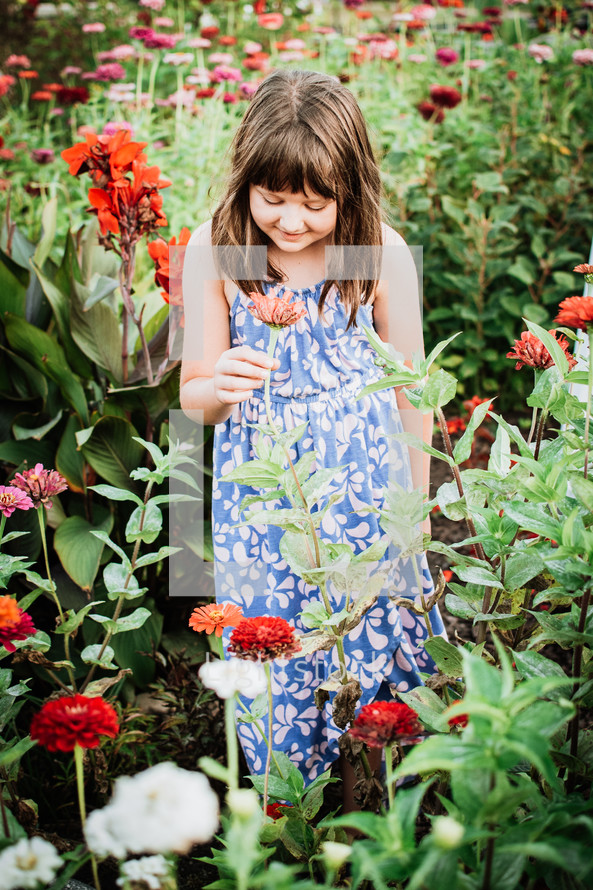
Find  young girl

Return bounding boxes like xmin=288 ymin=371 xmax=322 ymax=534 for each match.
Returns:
xmin=180 ymin=69 xmax=445 ymax=811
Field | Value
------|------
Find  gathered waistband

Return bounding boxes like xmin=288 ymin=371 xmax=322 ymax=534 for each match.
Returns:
xmin=251 ymin=372 xmax=384 ymax=405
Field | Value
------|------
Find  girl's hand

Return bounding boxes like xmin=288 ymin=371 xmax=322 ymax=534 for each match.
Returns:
xmin=213 ymin=346 xmax=280 ymax=405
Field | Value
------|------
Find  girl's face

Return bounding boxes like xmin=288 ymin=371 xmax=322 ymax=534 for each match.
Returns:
xmin=249 ymin=184 xmax=337 ymax=255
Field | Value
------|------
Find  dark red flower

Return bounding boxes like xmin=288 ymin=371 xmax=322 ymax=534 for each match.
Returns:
xmin=555 ymin=296 xmax=593 ymax=331
xmin=506 ymin=329 xmax=577 ymax=371
xmin=349 ymin=701 xmax=423 ymax=748
xmin=201 ymin=26 xmax=220 ymax=39
xmin=462 ymin=395 xmax=490 ymax=417
xmin=11 ymin=463 xmax=68 ymax=509
xmin=30 ymin=694 xmax=119 ymax=752
xmin=417 ymin=100 xmax=445 ymax=123
xmin=56 ymin=86 xmax=90 ymax=105
xmin=0 ymin=596 xmax=36 ymax=653
xmin=228 ymin=616 xmax=302 ymax=662
xmin=430 ymin=84 xmax=462 ymax=108
xmin=196 ymin=87 xmax=216 ymax=98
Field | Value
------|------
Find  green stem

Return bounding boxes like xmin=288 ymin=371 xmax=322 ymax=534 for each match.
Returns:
xmin=225 ymin=697 xmax=239 ymax=792
xmin=135 ymin=53 xmax=145 ymax=115
xmin=527 ymin=371 xmax=539 ymax=444
xmin=0 ymin=514 xmax=5 ymax=551
xmin=236 ymin=696 xmax=285 ymax=778
xmin=147 ymin=56 xmax=160 ymax=108
xmin=384 ymin=743 xmax=395 ymax=810
xmin=263 ymin=328 xmax=348 ymax=684
xmin=38 ymin=509 xmax=77 ymax=691
xmin=175 ymin=67 xmax=184 ymax=143
xmin=74 ymin=746 xmax=101 ymax=890
xmin=410 ymin=555 xmax=433 ymax=638
xmin=262 ymin=662 xmax=274 ymax=816
xmin=583 ymin=330 xmax=593 ymax=479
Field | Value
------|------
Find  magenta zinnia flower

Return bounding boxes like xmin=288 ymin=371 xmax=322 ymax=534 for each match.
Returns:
xmin=429 ymin=84 xmax=462 ymax=108
xmin=0 ymin=486 xmax=34 ymax=517
xmin=11 ymin=463 xmax=68 ymax=509
xmin=247 ymin=287 xmax=307 ymax=328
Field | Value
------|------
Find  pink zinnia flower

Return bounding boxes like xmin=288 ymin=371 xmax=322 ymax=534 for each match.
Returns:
xmin=143 ymin=32 xmax=178 ymax=49
xmin=188 ymin=37 xmax=212 ymax=49
xmin=573 ymin=49 xmax=593 ymax=66
xmin=11 ymin=463 xmax=68 ymax=509
xmin=410 ymin=4 xmax=437 ymax=19
xmin=0 ymin=486 xmax=34 ymax=517
xmin=435 ymin=47 xmax=459 ymax=66
xmin=82 ymin=22 xmax=106 ymax=33
xmin=139 ymin=0 xmax=165 ymax=9
xmin=91 ymin=63 xmax=127 ymax=82
xmin=4 ymin=54 xmax=31 ymax=68
xmin=528 ymin=43 xmax=554 ymax=63
xmin=30 ymin=148 xmax=55 ymax=164
xmin=154 ymin=16 xmax=175 ymax=27
xmin=210 ymin=65 xmax=243 ymax=83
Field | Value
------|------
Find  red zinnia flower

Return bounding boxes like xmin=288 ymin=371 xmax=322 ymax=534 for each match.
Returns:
xmin=506 ymin=329 xmax=577 ymax=371
xmin=0 ymin=596 xmax=36 ymax=653
xmin=11 ymin=463 xmax=68 ymax=509
xmin=574 ymin=263 xmax=593 ymax=283
xmin=30 ymin=694 xmax=119 ymax=752
xmin=430 ymin=84 xmax=462 ymax=108
xmin=0 ymin=485 xmax=34 ymax=517
xmin=349 ymin=701 xmax=423 ymax=748
xmin=555 ymin=297 xmax=593 ymax=331
xmin=228 ymin=616 xmax=302 ymax=662
xmin=417 ymin=100 xmax=445 ymax=123
xmin=247 ymin=287 xmax=307 ymax=328
xmin=189 ymin=602 xmax=244 ymax=637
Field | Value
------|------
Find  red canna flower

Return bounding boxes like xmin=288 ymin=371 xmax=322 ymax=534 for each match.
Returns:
xmin=417 ymin=100 xmax=445 ymax=123
xmin=506 ymin=329 xmax=577 ymax=371
xmin=12 ymin=463 xmax=68 ymax=509
xmin=189 ymin=602 xmax=244 ymax=637
xmin=30 ymin=694 xmax=119 ymax=752
xmin=430 ymin=84 xmax=462 ymax=108
xmin=61 ymin=129 xmax=148 ymax=186
xmin=349 ymin=701 xmax=423 ymax=748
xmin=148 ymin=227 xmax=191 ymax=304
xmin=0 ymin=485 xmax=34 ymax=517
xmin=228 ymin=616 xmax=302 ymax=662
xmin=246 ymin=286 xmax=307 ymax=328
xmin=88 ymin=187 xmax=120 ymax=235
xmin=555 ymin=297 xmax=593 ymax=332
xmin=0 ymin=596 xmax=36 ymax=653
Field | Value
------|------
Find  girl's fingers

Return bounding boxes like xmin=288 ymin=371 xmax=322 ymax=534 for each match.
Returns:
xmin=215 ymin=388 xmax=254 ymax=404
xmin=216 ymin=374 xmax=266 ymax=391
xmin=219 ymin=360 xmax=272 ymax=381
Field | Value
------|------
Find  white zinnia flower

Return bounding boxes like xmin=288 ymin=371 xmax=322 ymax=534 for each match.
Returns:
xmin=84 ymin=763 xmax=219 ymax=857
xmin=0 ymin=838 xmax=62 ymax=890
xmin=199 ymin=658 xmax=267 ymax=700
xmin=117 ymin=855 xmax=171 ymax=889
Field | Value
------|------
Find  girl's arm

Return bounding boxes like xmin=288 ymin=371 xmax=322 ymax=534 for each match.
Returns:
xmin=372 ymin=225 xmax=433 ymax=505
xmin=180 ymin=221 xmax=278 ymax=426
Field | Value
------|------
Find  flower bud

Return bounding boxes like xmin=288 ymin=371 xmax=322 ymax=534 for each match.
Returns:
xmin=226 ymin=788 xmax=261 ymax=820
xmin=322 ymin=841 xmax=352 ymax=869
xmin=432 ymin=816 xmax=464 ymax=849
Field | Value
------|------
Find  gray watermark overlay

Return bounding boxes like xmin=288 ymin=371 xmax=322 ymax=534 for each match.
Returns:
xmin=168 ymin=242 xmax=427 ymax=601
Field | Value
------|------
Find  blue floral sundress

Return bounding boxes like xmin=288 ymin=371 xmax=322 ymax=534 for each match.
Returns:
xmin=212 ymin=280 xmax=445 ymax=787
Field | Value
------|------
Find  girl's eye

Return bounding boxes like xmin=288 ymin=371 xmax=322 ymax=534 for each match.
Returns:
xmin=307 ymin=206 xmax=326 ymax=212
xmin=263 ymin=198 xmax=281 ymax=206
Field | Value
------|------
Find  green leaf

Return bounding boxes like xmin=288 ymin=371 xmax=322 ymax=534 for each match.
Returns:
xmin=198 ymin=755 xmax=231 ymax=784
xmin=89 ymin=484 xmax=143 ymax=505
xmin=69 ymin=283 xmax=123 ymax=382
xmin=56 ymin=414 xmax=86 ymax=493
xmin=395 ymin=736 xmax=491 ymax=778
xmin=84 ymin=273 xmax=119 ymax=309
xmin=391 ymin=431 xmax=454 ymax=465
xmin=32 ymin=196 xmax=58 ymax=268
xmin=55 ymin=601 xmax=104 ymax=635
xmin=125 ymin=502 xmax=163 ymax=544
xmin=54 ymin=513 xmax=113 ymax=591
xmin=90 ymin=606 xmax=151 ymax=635
xmin=502 ymin=502 xmax=561 ymax=541
xmin=453 ymin=398 xmax=493 ymax=464
xmin=503 ymin=550 xmax=544 ymax=591
xmin=12 ymin=410 xmax=63 ymax=441
xmin=79 ymin=416 xmax=145 ymax=490
xmin=398 ymin=686 xmax=450 ymax=733
xmin=80 ymin=644 xmax=117 ymax=670
xmin=103 ymin=562 xmax=145 ymax=601
xmin=2 ymin=313 xmax=89 ymax=424
xmin=134 ymin=546 xmax=182 ymax=569
xmin=0 ymin=250 xmax=27 ymax=317
xmin=423 ymin=638 xmax=464 ymax=676
xmin=418 ymin=369 xmax=457 ymax=411
xmin=89 ymin=530 xmax=131 ymax=570
xmin=455 ymin=565 xmax=503 ymax=589
xmin=525 ymin=319 xmax=570 ymax=377
xmin=489 ymin=425 xmax=511 ymax=477
xmin=567 ymin=472 xmax=593 ymax=513
xmin=221 ymin=459 xmax=285 ymax=488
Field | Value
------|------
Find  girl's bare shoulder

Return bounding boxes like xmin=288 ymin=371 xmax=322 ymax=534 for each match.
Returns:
xmin=185 ymin=219 xmax=236 ymax=309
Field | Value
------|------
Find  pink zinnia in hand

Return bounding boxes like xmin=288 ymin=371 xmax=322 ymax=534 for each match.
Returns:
xmin=247 ymin=286 xmax=307 ymax=328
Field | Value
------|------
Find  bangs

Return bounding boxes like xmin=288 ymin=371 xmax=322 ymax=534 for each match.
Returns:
xmin=248 ymin=124 xmax=337 ymax=200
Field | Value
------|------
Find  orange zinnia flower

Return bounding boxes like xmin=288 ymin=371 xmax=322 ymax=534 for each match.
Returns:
xmin=247 ymin=286 xmax=307 ymax=328
xmin=555 ymin=296 xmax=593 ymax=331
xmin=189 ymin=602 xmax=244 ymax=636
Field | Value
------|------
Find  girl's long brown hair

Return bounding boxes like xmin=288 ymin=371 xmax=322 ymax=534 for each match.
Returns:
xmin=211 ymin=69 xmax=383 ymax=329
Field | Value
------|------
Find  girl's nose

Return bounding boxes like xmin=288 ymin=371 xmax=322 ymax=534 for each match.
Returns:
xmin=279 ymin=208 xmax=305 ymax=233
